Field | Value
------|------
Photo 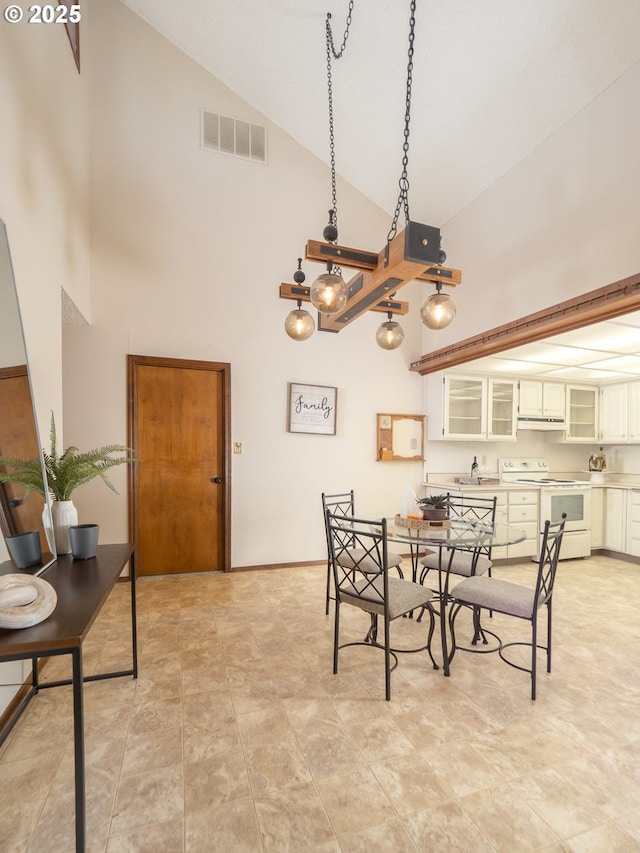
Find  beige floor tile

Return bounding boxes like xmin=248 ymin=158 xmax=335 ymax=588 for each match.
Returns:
xmin=185 ymin=798 xmax=262 ymax=852
xmin=459 ymin=784 xmax=560 ymax=851
xmin=315 ymin=766 xmax=396 ymax=836
xmin=184 ymin=749 xmax=251 ymax=813
xmin=403 ymin=799 xmax=497 ymax=852
xmin=338 ymin=817 xmax=419 ymax=852
xmin=253 ymin=781 xmax=335 ymax=852
xmin=1 ymin=554 xmax=638 ymax=852
xmin=110 ymin=764 xmax=184 ymax=836
xmin=370 ymin=752 xmax=454 ymax=814
xmin=107 ymin=817 xmax=185 ymax=852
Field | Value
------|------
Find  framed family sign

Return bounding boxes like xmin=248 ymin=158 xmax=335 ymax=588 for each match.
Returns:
xmin=287 ymin=383 xmax=337 ymax=435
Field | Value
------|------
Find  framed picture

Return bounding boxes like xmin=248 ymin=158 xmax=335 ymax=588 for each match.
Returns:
xmin=287 ymin=383 xmax=337 ymax=435
xmin=60 ymin=2 xmax=81 ymax=72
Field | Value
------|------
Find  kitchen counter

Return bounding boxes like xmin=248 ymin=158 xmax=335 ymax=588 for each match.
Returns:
xmin=424 ymin=479 xmax=535 ymax=492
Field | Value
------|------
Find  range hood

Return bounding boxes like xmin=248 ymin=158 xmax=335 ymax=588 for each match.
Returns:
xmin=517 ymin=416 xmax=565 ymax=431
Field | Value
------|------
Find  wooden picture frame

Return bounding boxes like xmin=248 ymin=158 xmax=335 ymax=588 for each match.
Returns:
xmin=60 ymin=3 xmax=81 ymax=72
xmin=287 ymin=383 xmax=337 ymax=435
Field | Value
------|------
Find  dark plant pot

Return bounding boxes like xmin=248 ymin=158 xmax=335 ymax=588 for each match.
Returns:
xmin=6 ymin=530 xmax=42 ymax=568
xmin=422 ymin=508 xmax=448 ymax=521
xmin=69 ymin=524 xmax=99 ymax=560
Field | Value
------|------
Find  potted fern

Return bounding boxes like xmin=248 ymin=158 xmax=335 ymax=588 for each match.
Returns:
xmin=0 ymin=413 xmax=135 ymax=554
xmin=416 ymin=493 xmax=449 ymax=521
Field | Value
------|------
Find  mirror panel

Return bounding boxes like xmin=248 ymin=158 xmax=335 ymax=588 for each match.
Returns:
xmin=377 ymin=413 xmax=425 ymax=461
xmin=0 ymin=220 xmax=55 ymax=573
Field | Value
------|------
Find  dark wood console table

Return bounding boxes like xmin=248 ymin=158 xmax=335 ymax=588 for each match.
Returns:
xmin=0 ymin=543 xmax=137 ymax=852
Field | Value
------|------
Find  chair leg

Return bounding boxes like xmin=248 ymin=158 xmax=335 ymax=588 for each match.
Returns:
xmin=384 ymin=614 xmax=391 ymax=701
xmin=333 ymin=599 xmax=340 ymax=675
xmin=531 ymin=616 xmax=537 ymax=701
xmin=546 ymin=600 xmax=553 ymax=674
xmin=325 ymin=559 xmax=332 ymax=615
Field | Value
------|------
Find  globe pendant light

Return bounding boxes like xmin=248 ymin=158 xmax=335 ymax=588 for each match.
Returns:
xmin=420 ymin=282 xmax=457 ymax=330
xmin=284 ymin=259 xmax=315 ymax=340
xmin=376 ymin=312 xmax=404 ymax=350
xmin=310 ymin=265 xmax=347 ymax=315
xmin=285 ymin=301 xmax=315 ymax=340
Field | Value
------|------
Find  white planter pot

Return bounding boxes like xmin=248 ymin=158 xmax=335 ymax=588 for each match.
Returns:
xmin=52 ymin=500 xmax=78 ymax=554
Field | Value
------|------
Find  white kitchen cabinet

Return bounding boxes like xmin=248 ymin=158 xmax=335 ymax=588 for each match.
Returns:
xmin=600 ymin=383 xmax=629 ymax=442
xmin=518 ymin=380 xmax=566 ymax=419
xmin=487 ymin=379 xmax=517 ymax=440
xmin=628 ymin=381 xmax=640 ymax=442
xmin=442 ymin=374 xmax=486 ymax=439
xmin=626 ymin=489 xmax=640 ymax=557
xmin=566 ymin=385 xmax=599 ymax=442
xmin=590 ymin=487 xmax=604 ymax=549
xmin=604 ymin=487 xmax=627 ymax=552
xmin=492 ymin=489 xmax=538 ymax=558
xmin=428 ymin=373 xmax=516 ymax=441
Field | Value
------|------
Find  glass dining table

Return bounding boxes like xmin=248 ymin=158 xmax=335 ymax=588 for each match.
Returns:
xmin=382 ymin=517 xmax=527 ymax=676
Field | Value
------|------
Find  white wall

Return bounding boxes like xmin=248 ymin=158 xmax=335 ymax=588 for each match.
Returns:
xmin=62 ymin=0 xmax=427 ymax=566
xmin=0 ymin=1 xmax=91 ymax=434
xmin=3 ymin=0 xmax=638 ymax=570
xmin=420 ymin=62 xmax=640 ymax=478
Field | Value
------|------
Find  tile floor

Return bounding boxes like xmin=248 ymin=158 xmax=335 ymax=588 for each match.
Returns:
xmin=1 ymin=553 xmax=639 ymax=852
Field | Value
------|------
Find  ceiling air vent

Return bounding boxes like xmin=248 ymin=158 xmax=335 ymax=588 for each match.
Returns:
xmin=201 ymin=111 xmax=266 ymax=163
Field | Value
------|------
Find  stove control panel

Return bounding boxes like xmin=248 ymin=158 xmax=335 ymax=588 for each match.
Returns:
xmin=499 ymin=458 xmax=549 ymax=476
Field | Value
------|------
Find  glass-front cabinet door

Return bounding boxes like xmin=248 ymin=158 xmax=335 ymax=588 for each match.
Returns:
xmin=443 ymin=375 xmax=486 ymax=439
xmin=487 ymin=379 xmax=517 ymax=440
xmin=566 ymin=384 xmax=599 ymax=442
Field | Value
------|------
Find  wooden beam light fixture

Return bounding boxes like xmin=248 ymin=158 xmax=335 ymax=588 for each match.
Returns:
xmin=280 ymin=0 xmax=462 ymax=347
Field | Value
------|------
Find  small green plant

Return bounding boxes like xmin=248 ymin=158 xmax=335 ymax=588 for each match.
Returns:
xmin=416 ymin=494 xmax=448 ymax=510
xmin=0 ymin=412 xmax=135 ymax=501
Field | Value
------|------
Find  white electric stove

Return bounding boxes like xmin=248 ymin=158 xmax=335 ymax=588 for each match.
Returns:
xmin=499 ymin=458 xmax=592 ymax=559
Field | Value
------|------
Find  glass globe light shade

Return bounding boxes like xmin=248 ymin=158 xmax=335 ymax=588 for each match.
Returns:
xmin=284 ymin=307 xmax=315 ymax=341
xmin=309 ymin=272 xmax=348 ymax=315
xmin=420 ymin=292 xmax=457 ymax=329
xmin=376 ymin=319 xmax=404 ymax=350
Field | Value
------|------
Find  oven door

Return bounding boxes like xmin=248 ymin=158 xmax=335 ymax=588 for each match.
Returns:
xmin=539 ymin=487 xmax=592 ymax=559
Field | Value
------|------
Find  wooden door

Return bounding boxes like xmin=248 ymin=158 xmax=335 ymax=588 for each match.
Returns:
xmin=127 ymin=355 xmax=230 ymax=576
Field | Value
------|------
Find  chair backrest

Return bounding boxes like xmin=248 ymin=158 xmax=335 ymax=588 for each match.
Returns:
xmin=446 ymin=493 xmax=497 ymax=525
xmin=534 ymin=513 xmax=566 ymax=609
xmin=322 ymin=490 xmax=356 ymax=519
xmin=325 ymin=510 xmax=390 ymax=610
xmin=446 ymin=493 xmax=498 ymax=556
xmin=322 ymin=490 xmax=356 ymax=552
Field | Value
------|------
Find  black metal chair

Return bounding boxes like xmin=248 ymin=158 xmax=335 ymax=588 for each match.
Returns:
xmin=326 ymin=509 xmax=439 ymax=700
xmin=419 ymin=493 xmax=498 ymax=584
xmin=447 ymin=514 xmax=566 ymax=699
xmin=321 ymin=491 xmax=401 ymax=614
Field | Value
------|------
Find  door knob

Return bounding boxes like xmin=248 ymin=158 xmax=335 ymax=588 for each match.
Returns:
xmin=211 ymin=476 xmax=223 ymax=484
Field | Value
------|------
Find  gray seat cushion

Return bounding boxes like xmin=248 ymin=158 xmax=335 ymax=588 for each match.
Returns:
xmin=420 ymin=549 xmax=491 ymax=577
xmin=338 ymin=547 xmax=402 ymax=573
xmin=452 ymin=575 xmax=537 ymax=619
xmin=339 ymin=575 xmax=433 ymax=619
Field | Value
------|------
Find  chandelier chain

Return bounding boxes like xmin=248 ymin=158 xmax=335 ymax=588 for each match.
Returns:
xmin=387 ymin=0 xmax=416 ymax=244
xmin=325 ymin=1 xmax=355 ymax=272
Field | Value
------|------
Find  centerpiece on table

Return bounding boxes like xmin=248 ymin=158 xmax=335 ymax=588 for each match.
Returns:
xmin=415 ymin=494 xmax=449 ymax=522
xmin=0 ymin=413 xmax=135 ymax=554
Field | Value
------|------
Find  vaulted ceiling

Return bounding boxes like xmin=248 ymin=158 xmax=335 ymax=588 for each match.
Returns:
xmin=120 ymin=0 xmax=640 ymax=225
xmin=119 ymin=1 xmax=640 ymax=379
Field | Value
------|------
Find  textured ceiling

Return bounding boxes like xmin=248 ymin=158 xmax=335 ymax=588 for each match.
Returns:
xmin=120 ymin=0 xmax=640 ymax=224
xmin=466 ymin=311 xmax=640 ymax=381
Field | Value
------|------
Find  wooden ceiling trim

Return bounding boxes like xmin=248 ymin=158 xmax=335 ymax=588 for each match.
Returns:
xmin=410 ymin=272 xmax=640 ymax=375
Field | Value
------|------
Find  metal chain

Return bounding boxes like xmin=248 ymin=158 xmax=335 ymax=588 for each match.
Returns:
xmin=387 ymin=0 xmax=417 ymax=244
xmin=325 ymin=1 xmax=355 ymax=256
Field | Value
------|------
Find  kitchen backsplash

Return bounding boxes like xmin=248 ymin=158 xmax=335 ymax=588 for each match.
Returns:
xmin=422 ymin=433 xmax=640 ymax=480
